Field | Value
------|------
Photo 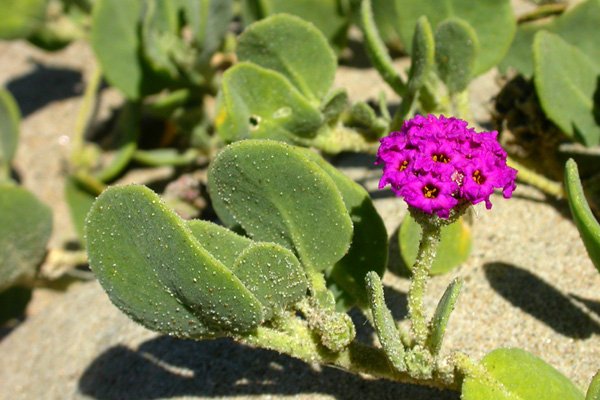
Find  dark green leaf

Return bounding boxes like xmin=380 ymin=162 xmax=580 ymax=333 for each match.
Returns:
xmin=208 ymin=140 xmax=353 ymax=272
xmin=237 ymin=14 xmax=336 ymax=102
xmin=85 ymin=185 xmax=264 ymax=337
xmin=564 ymin=159 xmax=600 ymax=273
xmin=187 ymin=219 xmax=253 ymax=267
xmin=65 ymin=176 xmax=96 ymax=243
xmin=215 ymin=62 xmax=323 ymax=143
xmin=0 ymin=89 xmax=20 ymax=178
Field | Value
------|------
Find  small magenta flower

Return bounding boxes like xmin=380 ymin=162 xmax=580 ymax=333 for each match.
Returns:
xmin=377 ymin=114 xmax=517 ymax=218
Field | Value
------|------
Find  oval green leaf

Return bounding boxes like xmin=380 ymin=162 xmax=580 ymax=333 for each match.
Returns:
xmin=91 ymin=0 xmax=143 ymax=99
xmin=0 ymin=183 xmax=52 ymax=291
xmin=462 ymin=348 xmax=584 ymax=400
xmin=434 ymin=17 xmax=479 ymax=94
xmin=187 ymin=219 xmax=254 ymax=267
xmin=533 ymin=31 xmax=600 ymax=147
xmin=237 ymin=13 xmax=336 ymax=102
xmin=208 ymin=140 xmax=353 ymax=272
xmin=216 ymin=63 xmax=324 ymax=143
xmin=587 ymin=371 xmax=600 ymax=400
xmin=565 ymin=159 xmax=600 ymax=273
xmin=0 ymin=0 xmax=46 ymax=39
xmin=231 ymin=242 xmax=307 ymax=320
xmin=399 ymin=213 xmax=472 ymax=275
xmin=86 ymin=185 xmax=264 ymax=337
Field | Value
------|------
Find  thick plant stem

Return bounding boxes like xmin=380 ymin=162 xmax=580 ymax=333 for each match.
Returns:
xmin=507 ymin=156 xmax=564 ymax=198
xmin=240 ymin=315 xmax=460 ymax=391
xmin=408 ymin=217 xmax=442 ymax=347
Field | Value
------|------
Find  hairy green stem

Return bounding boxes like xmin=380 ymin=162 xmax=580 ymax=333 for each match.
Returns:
xmin=359 ymin=0 xmax=407 ymax=97
xmin=408 ymin=217 xmax=442 ymax=347
xmin=507 ymin=156 xmax=564 ymax=198
xmin=240 ymin=316 xmax=460 ymax=391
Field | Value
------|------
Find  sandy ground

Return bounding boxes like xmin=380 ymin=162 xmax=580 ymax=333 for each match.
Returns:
xmin=1 ymin=3 xmax=599 ymax=398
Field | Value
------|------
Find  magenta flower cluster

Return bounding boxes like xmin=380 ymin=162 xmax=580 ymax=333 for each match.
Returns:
xmin=377 ymin=114 xmax=517 ymax=218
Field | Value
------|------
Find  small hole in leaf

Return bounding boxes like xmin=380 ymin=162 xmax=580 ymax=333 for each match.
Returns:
xmin=249 ymin=115 xmax=261 ymax=130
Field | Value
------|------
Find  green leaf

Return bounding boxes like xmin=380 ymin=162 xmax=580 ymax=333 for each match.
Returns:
xmin=425 ymin=277 xmax=462 ymax=356
xmin=132 ymin=148 xmax=198 ymax=167
xmin=187 ymin=219 xmax=253 ymax=267
xmin=0 ymin=0 xmax=46 ymax=39
xmin=320 ymin=88 xmax=349 ymax=123
xmin=195 ymin=0 xmax=233 ymax=65
xmin=0 ymin=183 xmax=52 ymax=291
xmin=237 ymin=14 xmax=336 ymax=102
xmin=231 ymin=242 xmax=307 ymax=320
xmin=208 ymin=140 xmax=353 ymax=272
xmin=346 ymin=101 xmax=387 ymax=139
xmin=533 ymin=31 xmax=600 ymax=147
xmin=91 ymin=0 xmax=143 ymax=99
xmin=564 ymin=159 xmax=600 ymax=273
xmin=501 ymin=0 xmax=600 ymax=76
xmin=434 ymin=18 xmax=479 ymax=94
xmin=587 ymin=371 xmax=600 ymax=400
xmin=215 ymin=62 xmax=323 ymax=143
xmin=394 ymin=0 xmax=515 ymax=75
xmin=462 ymin=348 xmax=584 ymax=400
xmin=65 ymin=176 xmax=96 ymax=243
xmin=365 ymin=271 xmax=407 ymax=372
xmin=0 ymin=89 xmax=20 ymax=179
xmin=241 ymin=0 xmax=350 ymax=53
xmin=85 ymin=185 xmax=264 ymax=337
xmin=399 ymin=214 xmax=472 ymax=275
xmin=297 ymin=148 xmax=388 ymax=308
xmin=408 ymin=17 xmax=435 ymax=94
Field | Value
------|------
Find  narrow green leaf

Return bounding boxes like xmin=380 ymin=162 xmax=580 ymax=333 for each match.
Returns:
xmin=565 ymin=159 xmax=600 ymax=272
xmin=0 ymin=89 xmax=20 ymax=179
xmin=408 ymin=16 xmax=435 ymax=94
xmin=365 ymin=271 xmax=406 ymax=372
xmin=91 ymin=0 xmax=143 ymax=99
xmin=95 ymin=102 xmax=139 ymax=183
xmin=434 ymin=18 xmax=479 ymax=94
xmin=215 ymin=62 xmax=323 ymax=143
xmin=132 ymin=148 xmax=197 ymax=167
xmin=462 ymin=348 xmax=584 ymax=400
xmin=237 ymin=14 xmax=336 ymax=102
xmin=0 ymin=0 xmax=46 ymax=39
xmin=533 ymin=31 xmax=600 ymax=147
xmin=187 ymin=219 xmax=253 ymax=267
xmin=85 ymin=185 xmax=264 ymax=337
xmin=208 ymin=140 xmax=353 ymax=272
xmin=586 ymin=371 xmax=600 ymax=400
xmin=399 ymin=214 xmax=472 ymax=275
xmin=65 ymin=176 xmax=96 ymax=243
xmin=196 ymin=0 xmax=233 ymax=65
xmin=232 ymin=242 xmax=308 ymax=320
xmin=0 ymin=183 xmax=52 ymax=291
xmin=394 ymin=0 xmax=515 ymax=75
xmin=320 ymin=88 xmax=349 ymax=123
xmin=297 ymin=148 xmax=388 ymax=308
xmin=426 ymin=278 xmax=462 ymax=355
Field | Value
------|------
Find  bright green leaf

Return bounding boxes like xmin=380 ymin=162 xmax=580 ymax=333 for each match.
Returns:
xmin=533 ymin=31 xmax=600 ymax=147
xmin=208 ymin=140 xmax=353 ymax=272
xmin=587 ymin=371 xmax=600 ymax=400
xmin=399 ymin=214 xmax=472 ymax=275
xmin=565 ymin=159 xmax=600 ymax=273
xmin=132 ymin=148 xmax=198 ymax=167
xmin=426 ymin=277 xmax=462 ymax=355
xmin=0 ymin=0 xmax=46 ymax=39
xmin=85 ymin=185 xmax=264 ymax=337
xmin=408 ymin=17 xmax=435 ymax=94
xmin=0 ymin=183 xmax=52 ymax=291
xmin=462 ymin=348 xmax=584 ymax=400
xmin=237 ymin=14 xmax=336 ymax=102
xmin=65 ymin=176 xmax=96 ymax=243
xmin=215 ymin=62 xmax=323 ymax=143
